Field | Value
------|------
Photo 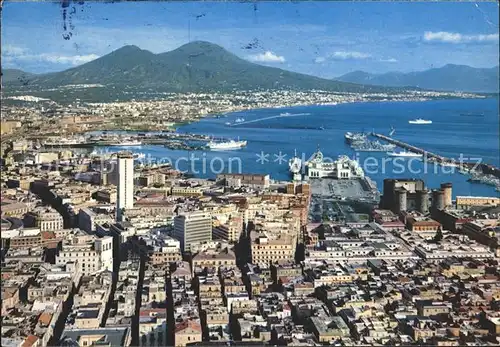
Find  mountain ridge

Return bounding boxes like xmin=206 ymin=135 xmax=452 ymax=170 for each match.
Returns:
xmin=336 ymin=65 xmax=499 ymax=93
xmin=3 ymin=41 xmax=404 ymax=94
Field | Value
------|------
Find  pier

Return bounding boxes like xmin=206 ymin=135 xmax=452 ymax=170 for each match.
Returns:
xmin=371 ymin=132 xmax=500 ymax=179
xmin=371 ymin=133 xmax=456 ymax=163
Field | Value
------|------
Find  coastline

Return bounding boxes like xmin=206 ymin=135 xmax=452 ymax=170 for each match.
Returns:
xmin=115 ymin=94 xmax=490 ymax=133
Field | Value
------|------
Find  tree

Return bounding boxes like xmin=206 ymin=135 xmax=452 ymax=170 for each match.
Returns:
xmin=434 ymin=228 xmax=443 ymax=242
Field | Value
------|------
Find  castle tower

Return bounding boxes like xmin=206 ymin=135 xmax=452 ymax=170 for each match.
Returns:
xmin=416 ymin=189 xmax=429 ymax=214
xmin=431 ymin=189 xmax=445 ymax=211
xmin=440 ymin=182 xmax=452 ymax=207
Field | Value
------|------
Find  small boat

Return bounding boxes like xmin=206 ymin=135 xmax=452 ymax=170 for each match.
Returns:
xmin=225 ymin=122 xmax=232 ymax=126
xmin=387 ymin=151 xmax=423 ymax=158
xmin=235 ymin=118 xmax=245 ymax=123
xmin=409 ymin=118 xmax=432 ymax=124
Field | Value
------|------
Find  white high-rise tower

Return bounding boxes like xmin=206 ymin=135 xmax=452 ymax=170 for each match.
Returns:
xmin=116 ymin=152 xmax=134 ymax=221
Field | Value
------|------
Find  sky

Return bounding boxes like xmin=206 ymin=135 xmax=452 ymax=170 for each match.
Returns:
xmin=2 ymin=1 xmax=499 ymax=77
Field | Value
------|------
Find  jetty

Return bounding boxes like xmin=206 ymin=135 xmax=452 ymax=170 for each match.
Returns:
xmin=371 ymin=132 xmax=500 ymax=178
xmin=371 ymin=133 xmax=453 ymax=163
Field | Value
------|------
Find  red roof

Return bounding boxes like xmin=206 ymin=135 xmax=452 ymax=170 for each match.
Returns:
xmin=22 ymin=335 xmax=39 ymax=347
xmin=38 ymin=312 xmax=53 ymax=326
xmin=175 ymin=320 xmax=202 ymax=333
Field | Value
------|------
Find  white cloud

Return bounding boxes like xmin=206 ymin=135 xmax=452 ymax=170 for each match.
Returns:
xmin=36 ymin=54 xmax=100 ymax=65
xmin=380 ymin=58 xmax=398 ymax=63
xmin=423 ymin=31 xmax=499 ymax=43
xmin=331 ymin=51 xmax=371 ymax=60
xmin=248 ymin=51 xmax=286 ymax=63
xmin=3 ymin=44 xmax=28 ymax=56
xmin=2 ymin=45 xmax=100 ymax=66
xmin=314 ymin=51 xmax=372 ymax=63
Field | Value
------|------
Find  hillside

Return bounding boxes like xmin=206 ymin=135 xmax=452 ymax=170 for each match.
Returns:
xmin=336 ymin=64 xmax=499 ymax=93
xmin=5 ymin=41 xmax=399 ymax=94
xmin=2 ymin=68 xmax=36 ymax=83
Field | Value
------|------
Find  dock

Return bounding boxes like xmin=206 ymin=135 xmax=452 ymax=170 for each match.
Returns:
xmin=371 ymin=132 xmax=500 ymax=179
xmin=372 ymin=133 xmax=461 ymax=166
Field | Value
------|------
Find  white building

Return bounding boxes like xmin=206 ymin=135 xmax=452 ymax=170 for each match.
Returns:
xmin=24 ymin=206 xmax=64 ymax=232
xmin=56 ymin=229 xmax=114 ymax=275
xmin=306 ymin=149 xmax=364 ymax=179
xmin=117 ymin=152 xmax=134 ymax=221
xmin=173 ymin=211 xmax=212 ymax=252
xmin=78 ymin=207 xmax=113 ymax=233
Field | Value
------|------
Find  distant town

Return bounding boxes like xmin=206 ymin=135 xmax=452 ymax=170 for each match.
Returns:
xmin=1 ymin=88 xmax=485 ymax=140
xmin=1 ymin=86 xmax=500 ymax=347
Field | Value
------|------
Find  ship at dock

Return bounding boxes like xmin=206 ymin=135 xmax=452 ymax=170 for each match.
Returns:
xmin=43 ymin=136 xmax=89 ymax=147
xmin=387 ymin=150 xmax=422 ymax=158
xmin=344 ymin=132 xmax=367 ymax=144
xmin=351 ymin=140 xmax=396 ymax=152
xmin=207 ymin=138 xmax=247 ymax=150
xmin=108 ymin=139 xmax=142 ymax=147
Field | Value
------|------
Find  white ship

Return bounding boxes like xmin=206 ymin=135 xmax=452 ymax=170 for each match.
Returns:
xmin=344 ymin=132 xmax=367 ymax=144
xmin=207 ymin=139 xmax=247 ymax=150
xmin=235 ymin=118 xmax=245 ymax=123
xmin=44 ymin=136 xmax=85 ymax=147
xmin=387 ymin=151 xmax=423 ymax=158
xmin=289 ymin=150 xmax=302 ymax=174
xmin=109 ymin=139 xmax=142 ymax=147
xmin=409 ymin=118 xmax=432 ymax=124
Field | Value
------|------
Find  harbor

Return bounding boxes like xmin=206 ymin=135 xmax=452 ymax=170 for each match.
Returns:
xmin=371 ymin=132 xmax=500 ymax=191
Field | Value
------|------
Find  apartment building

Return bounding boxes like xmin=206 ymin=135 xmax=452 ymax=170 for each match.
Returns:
xmin=173 ymin=211 xmax=212 ymax=252
xmin=56 ymin=229 xmax=113 ymax=275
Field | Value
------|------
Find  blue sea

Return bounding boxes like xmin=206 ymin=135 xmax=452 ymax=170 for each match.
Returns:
xmin=104 ymin=98 xmax=500 ymax=198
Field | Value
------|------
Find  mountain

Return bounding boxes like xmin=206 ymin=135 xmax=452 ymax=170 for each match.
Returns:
xmin=336 ymin=64 xmax=499 ymax=93
xmin=5 ymin=41 xmax=400 ymax=94
xmin=2 ymin=68 xmax=36 ymax=83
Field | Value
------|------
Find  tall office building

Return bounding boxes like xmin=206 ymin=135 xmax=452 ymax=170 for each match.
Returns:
xmin=173 ymin=211 xmax=212 ymax=252
xmin=116 ymin=152 xmax=134 ymax=221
